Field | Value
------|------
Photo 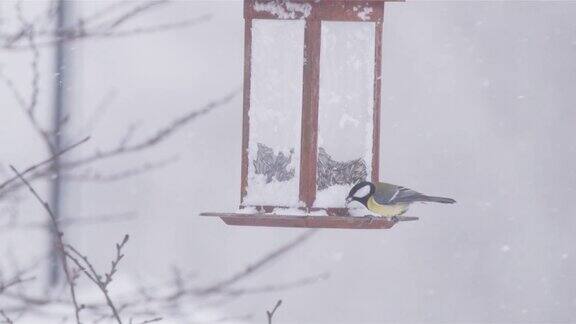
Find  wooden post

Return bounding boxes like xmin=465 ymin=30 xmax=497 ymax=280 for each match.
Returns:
xmin=372 ymin=5 xmax=384 ymax=182
xmin=299 ymin=19 xmax=322 ymax=208
xmin=240 ymin=16 xmax=252 ymax=203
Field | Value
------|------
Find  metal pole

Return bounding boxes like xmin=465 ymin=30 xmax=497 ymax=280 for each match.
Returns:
xmin=49 ymin=0 xmax=71 ymax=287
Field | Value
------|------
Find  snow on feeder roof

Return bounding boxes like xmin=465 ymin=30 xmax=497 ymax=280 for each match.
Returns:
xmin=201 ymin=0 xmax=413 ymax=229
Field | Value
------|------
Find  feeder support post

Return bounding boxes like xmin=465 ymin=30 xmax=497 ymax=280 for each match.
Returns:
xmin=299 ymin=19 xmax=321 ymax=207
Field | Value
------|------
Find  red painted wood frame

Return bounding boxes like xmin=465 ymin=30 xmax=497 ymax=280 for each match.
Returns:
xmin=240 ymin=0 xmax=389 ymax=210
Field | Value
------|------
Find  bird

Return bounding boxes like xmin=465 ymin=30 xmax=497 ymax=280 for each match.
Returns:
xmin=346 ymin=181 xmax=455 ymax=220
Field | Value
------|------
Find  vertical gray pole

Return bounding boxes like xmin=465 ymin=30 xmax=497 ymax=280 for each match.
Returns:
xmin=49 ymin=0 xmax=71 ymax=287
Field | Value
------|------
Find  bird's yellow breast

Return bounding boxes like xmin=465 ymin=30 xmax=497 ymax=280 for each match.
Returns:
xmin=367 ymin=197 xmax=409 ymax=217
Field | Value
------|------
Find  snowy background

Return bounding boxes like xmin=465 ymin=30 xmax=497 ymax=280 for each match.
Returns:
xmin=1 ymin=1 xmax=576 ymax=323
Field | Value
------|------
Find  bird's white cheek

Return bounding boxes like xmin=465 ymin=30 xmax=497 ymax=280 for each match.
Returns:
xmin=346 ymin=201 xmax=365 ymax=209
xmin=354 ymin=186 xmax=371 ymax=198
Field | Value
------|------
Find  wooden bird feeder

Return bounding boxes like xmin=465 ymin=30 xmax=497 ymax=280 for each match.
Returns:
xmin=201 ymin=0 xmax=415 ymax=229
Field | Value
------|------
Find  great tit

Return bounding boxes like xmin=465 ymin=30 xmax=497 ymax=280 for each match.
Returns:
xmin=346 ymin=181 xmax=455 ymax=218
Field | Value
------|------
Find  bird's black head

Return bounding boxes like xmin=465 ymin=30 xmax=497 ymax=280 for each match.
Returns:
xmin=346 ymin=181 xmax=375 ymax=207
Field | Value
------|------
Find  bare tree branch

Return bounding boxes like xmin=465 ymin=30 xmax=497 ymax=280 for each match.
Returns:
xmin=0 ymin=310 xmax=14 ymax=324
xmin=88 ymin=15 xmax=211 ymax=39
xmin=64 ymin=156 xmax=178 ymax=182
xmin=0 ymin=234 xmax=324 ymax=322
xmin=9 ymin=165 xmax=82 ymax=324
xmin=14 ymin=0 xmax=55 ymax=153
xmin=197 ymin=229 xmax=318 ymax=296
xmin=0 ymin=137 xmax=90 ymax=194
xmin=84 ymin=88 xmax=118 ymax=132
xmin=2 ymin=211 xmax=137 ymax=232
xmin=80 ymin=1 xmax=134 ymax=26
xmin=0 ymin=274 xmax=36 ymax=295
xmin=218 ymin=273 xmax=329 ymax=297
xmin=1 ymin=0 xmax=211 ymax=51
xmin=266 ymin=300 xmax=282 ymax=324
xmin=101 ymin=0 xmax=170 ymax=30
xmin=0 ymin=69 xmax=27 ymax=108
xmin=0 ymin=88 xmax=237 ymax=199
xmin=134 ymin=317 xmax=162 ymax=324
xmin=62 ymin=88 xmax=240 ymax=169
xmin=64 ymin=235 xmax=129 ymax=324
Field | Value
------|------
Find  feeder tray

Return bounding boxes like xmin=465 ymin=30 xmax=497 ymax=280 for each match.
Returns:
xmin=201 ymin=212 xmax=418 ymax=229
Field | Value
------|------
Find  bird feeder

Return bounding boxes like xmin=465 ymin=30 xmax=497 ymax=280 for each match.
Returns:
xmin=201 ymin=0 xmax=412 ymax=229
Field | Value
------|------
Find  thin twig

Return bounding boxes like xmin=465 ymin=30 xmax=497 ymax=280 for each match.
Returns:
xmin=0 ymin=274 xmax=36 ymax=294
xmin=14 ymin=0 xmax=54 ymax=153
xmin=84 ymin=88 xmax=118 ymax=132
xmin=4 ymin=211 xmax=137 ymax=230
xmin=138 ymin=317 xmax=162 ymax=324
xmin=0 ymin=137 xmax=90 ymax=193
xmin=0 ymin=88 xmax=234 ymax=195
xmin=2 ymin=13 xmax=211 ymax=50
xmin=80 ymin=1 xmax=134 ymax=25
xmin=0 ymin=310 xmax=14 ymax=324
xmin=102 ymin=0 xmax=170 ymax=30
xmin=0 ymin=69 xmax=27 ymax=108
xmin=64 ymin=156 xmax=178 ymax=182
xmin=218 ymin=273 xmax=329 ymax=297
xmin=0 ymin=87 xmax=235 ymax=196
xmin=64 ymin=235 xmax=129 ymax=324
xmin=197 ymin=229 xmax=318 ymax=296
xmin=89 ymin=15 xmax=211 ymax=38
xmin=9 ymin=165 xmax=82 ymax=324
xmin=63 ymin=88 xmax=240 ymax=169
xmin=266 ymin=300 xmax=282 ymax=324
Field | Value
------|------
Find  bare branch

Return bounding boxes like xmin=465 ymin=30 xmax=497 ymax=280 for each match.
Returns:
xmin=143 ymin=229 xmax=319 ymax=306
xmin=0 ymin=89 xmax=234 ymax=196
xmin=197 ymin=229 xmax=318 ymax=296
xmin=62 ymin=88 xmax=240 ymax=169
xmin=102 ymin=1 xmax=170 ymax=30
xmin=3 ymin=211 xmax=137 ymax=231
xmin=64 ymin=157 xmax=178 ymax=182
xmin=84 ymin=88 xmax=118 ymax=132
xmin=64 ymin=235 xmax=130 ymax=324
xmin=266 ymin=300 xmax=282 ymax=324
xmin=137 ymin=317 xmax=163 ymax=324
xmin=0 ymin=274 xmax=36 ymax=294
xmin=1 ymin=0 xmax=211 ymax=51
xmin=88 ymin=15 xmax=211 ymax=39
xmin=60 ymin=212 xmax=137 ymax=227
xmin=15 ymin=2 xmax=40 ymax=116
xmin=9 ymin=165 xmax=82 ymax=324
xmin=104 ymin=234 xmax=130 ymax=286
xmin=0 ymin=69 xmax=27 ymax=108
xmin=0 ymin=310 xmax=13 ymax=324
xmin=14 ymin=0 xmax=54 ymax=152
xmin=0 ymin=137 xmax=90 ymax=194
xmin=80 ymin=1 xmax=134 ymax=25
xmin=218 ymin=273 xmax=329 ymax=297
xmin=0 ymin=231 xmax=323 ymax=322
xmin=3 ymin=14 xmax=209 ymax=49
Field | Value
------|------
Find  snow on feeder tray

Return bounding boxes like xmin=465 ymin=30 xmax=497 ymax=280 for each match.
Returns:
xmin=201 ymin=0 xmax=416 ymax=229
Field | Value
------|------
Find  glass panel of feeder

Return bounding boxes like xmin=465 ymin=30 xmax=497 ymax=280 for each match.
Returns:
xmin=244 ymin=19 xmax=305 ymax=207
xmin=315 ymin=21 xmax=375 ymax=208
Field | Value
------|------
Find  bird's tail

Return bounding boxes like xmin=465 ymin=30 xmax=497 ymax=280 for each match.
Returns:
xmin=419 ymin=195 xmax=456 ymax=204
